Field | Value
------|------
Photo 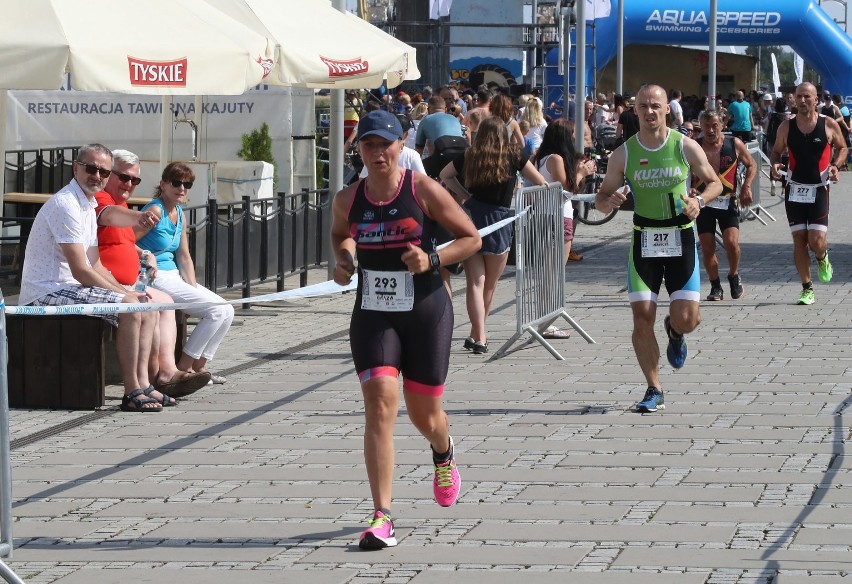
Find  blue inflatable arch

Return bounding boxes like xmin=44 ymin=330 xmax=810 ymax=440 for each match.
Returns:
xmin=547 ymin=0 xmax=852 ymax=103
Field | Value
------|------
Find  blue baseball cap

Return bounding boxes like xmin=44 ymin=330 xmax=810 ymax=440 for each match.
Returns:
xmin=356 ymin=110 xmax=403 ymax=141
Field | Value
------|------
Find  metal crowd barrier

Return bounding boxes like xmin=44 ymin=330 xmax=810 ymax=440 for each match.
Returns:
xmin=741 ymin=139 xmax=777 ymax=225
xmin=493 ymin=182 xmax=595 ymax=360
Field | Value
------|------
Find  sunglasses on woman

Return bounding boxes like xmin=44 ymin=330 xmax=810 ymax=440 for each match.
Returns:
xmin=169 ymin=179 xmax=194 ymax=189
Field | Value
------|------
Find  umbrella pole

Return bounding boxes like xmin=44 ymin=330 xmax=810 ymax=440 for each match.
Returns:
xmin=328 ymin=88 xmax=344 ymax=279
xmin=327 ymin=0 xmax=347 ymax=279
xmin=0 ymin=91 xmax=7 ymax=193
xmin=160 ymin=96 xmax=173 ymax=176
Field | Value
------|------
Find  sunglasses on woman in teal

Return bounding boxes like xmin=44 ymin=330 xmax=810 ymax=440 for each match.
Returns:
xmin=170 ymin=179 xmax=194 ymax=189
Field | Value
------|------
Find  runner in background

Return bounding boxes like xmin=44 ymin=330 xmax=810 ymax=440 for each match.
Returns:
xmin=693 ymin=111 xmax=756 ymax=301
xmin=770 ymin=82 xmax=848 ymax=306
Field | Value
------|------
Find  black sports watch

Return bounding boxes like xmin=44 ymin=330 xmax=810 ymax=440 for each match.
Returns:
xmin=429 ymin=251 xmax=441 ymax=271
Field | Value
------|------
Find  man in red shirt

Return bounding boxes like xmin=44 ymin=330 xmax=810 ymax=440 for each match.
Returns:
xmin=96 ymin=149 xmax=211 ymax=398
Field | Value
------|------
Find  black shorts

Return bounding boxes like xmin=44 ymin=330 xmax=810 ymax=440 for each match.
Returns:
xmin=465 ymin=198 xmax=514 ymax=255
xmin=785 ymin=185 xmax=829 ymax=231
xmin=628 ymin=226 xmax=701 ymax=303
xmin=350 ymin=278 xmax=453 ymax=396
xmin=696 ymin=201 xmax=739 ymax=235
xmin=732 ymin=130 xmax=753 ymax=143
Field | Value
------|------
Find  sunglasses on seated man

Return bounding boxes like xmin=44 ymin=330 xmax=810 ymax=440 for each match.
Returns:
xmin=75 ymin=160 xmax=111 ymax=179
xmin=114 ymin=172 xmax=142 ymax=186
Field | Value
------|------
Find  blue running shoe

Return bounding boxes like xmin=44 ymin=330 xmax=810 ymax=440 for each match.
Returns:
xmin=663 ymin=315 xmax=687 ymax=369
xmin=635 ymin=387 xmax=665 ymax=413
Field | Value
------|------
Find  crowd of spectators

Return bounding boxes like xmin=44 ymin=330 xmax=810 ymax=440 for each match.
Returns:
xmin=338 ymin=79 xmax=851 ymax=281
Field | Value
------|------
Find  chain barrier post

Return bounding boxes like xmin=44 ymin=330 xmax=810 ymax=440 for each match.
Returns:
xmin=0 ymin=290 xmax=28 ymax=584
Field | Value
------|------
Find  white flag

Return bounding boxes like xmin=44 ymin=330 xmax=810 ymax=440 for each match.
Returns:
xmin=793 ymin=53 xmax=804 ymax=85
xmin=585 ymin=0 xmax=611 ymax=20
xmin=429 ymin=0 xmax=452 ymax=19
xmin=770 ymin=53 xmax=781 ymax=96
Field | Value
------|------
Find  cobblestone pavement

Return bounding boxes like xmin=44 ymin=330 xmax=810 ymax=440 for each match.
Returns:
xmin=4 ymin=173 xmax=851 ymax=583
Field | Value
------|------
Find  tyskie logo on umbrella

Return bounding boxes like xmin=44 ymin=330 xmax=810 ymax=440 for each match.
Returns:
xmin=256 ymin=56 xmax=274 ymax=79
xmin=320 ymin=56 xmax=369 ymax=77
xmin=128 ymin=57 xmax=188 ymax=87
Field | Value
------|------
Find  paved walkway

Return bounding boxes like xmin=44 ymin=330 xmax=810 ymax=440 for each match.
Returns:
xmin=4 ymin=172 xmax=851 ymax=583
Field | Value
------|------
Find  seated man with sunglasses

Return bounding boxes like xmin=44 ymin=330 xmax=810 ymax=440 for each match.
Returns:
xmin=19 ymin=144 xmax=168 ymax=412
xmin=95 ymin=149 xmax=212 ymax=400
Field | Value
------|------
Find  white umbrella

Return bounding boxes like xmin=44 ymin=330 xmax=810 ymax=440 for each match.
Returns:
xmin=0 ymin=0 xmax=419 ymax=191
xmin=0 ymin=0 xmax=279 ymax=175
xmin=204 ymin=0 xmax=420 ymax=89
xmin=0 ymin=0 xmax=275 ymax=94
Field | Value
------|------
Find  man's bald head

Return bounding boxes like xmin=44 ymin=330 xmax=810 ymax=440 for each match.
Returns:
xmin=796 ymin=82 xmax=817 ymax=97
xmin=637 ymin=84 xmax=667 ymax=102
xmin=634 ymin=84 xmax=670 ymax=131
xmin=794 ymin=82 xmax=818 ymax=115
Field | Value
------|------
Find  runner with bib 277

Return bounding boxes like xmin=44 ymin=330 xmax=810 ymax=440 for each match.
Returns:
xmin=769 ymin=82 xmax=848 ymax=306
xmin=594 ymin=84 xmax=723 ymax=413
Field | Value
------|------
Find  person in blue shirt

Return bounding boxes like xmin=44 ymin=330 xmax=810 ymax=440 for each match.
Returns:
xmin=416 ymin=96 xmax=465 ymax=178
xmin=519 ymin=120 xmax=535 ymax=157
xmin=727 ymin=90 xmax=754 ymax=143
xmin=135 ymin=162 xmax=234 ymax=386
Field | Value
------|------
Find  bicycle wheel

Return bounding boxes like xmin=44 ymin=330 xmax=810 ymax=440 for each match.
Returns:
xmin=574 ymin=200 xmax=618 ymax=225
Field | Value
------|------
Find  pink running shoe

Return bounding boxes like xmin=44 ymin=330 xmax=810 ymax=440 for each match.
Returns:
xmin=358 ymin=510 xmax=397 ymax=550
xmin=433 ymin=436 xmax=461 ymax=507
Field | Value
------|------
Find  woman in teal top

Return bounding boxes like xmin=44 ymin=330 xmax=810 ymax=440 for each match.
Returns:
xmin=135 ymin=162 xmax=234 ymax=385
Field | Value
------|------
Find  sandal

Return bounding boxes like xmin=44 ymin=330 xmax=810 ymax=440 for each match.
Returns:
xmin=143 ymin=386 xmax=177 ymax=407
xmin=120 ymin=388 xmax=163 ymax=412
xmin=472 ymin=340 xmax=488 ymax=354
xmin=205 ymin=373 xmax=227 ymax=385
xmin=541 ymin=326 xmax=571 ymax=339
xmin=463 ymin=336 xmax=475 ymax=350
xmin=155 ymin=371 xmax=210 ymax=398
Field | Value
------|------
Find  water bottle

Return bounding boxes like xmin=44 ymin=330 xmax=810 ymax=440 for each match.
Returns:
xmin=133 ymin=259 xmax=149 ymax=293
